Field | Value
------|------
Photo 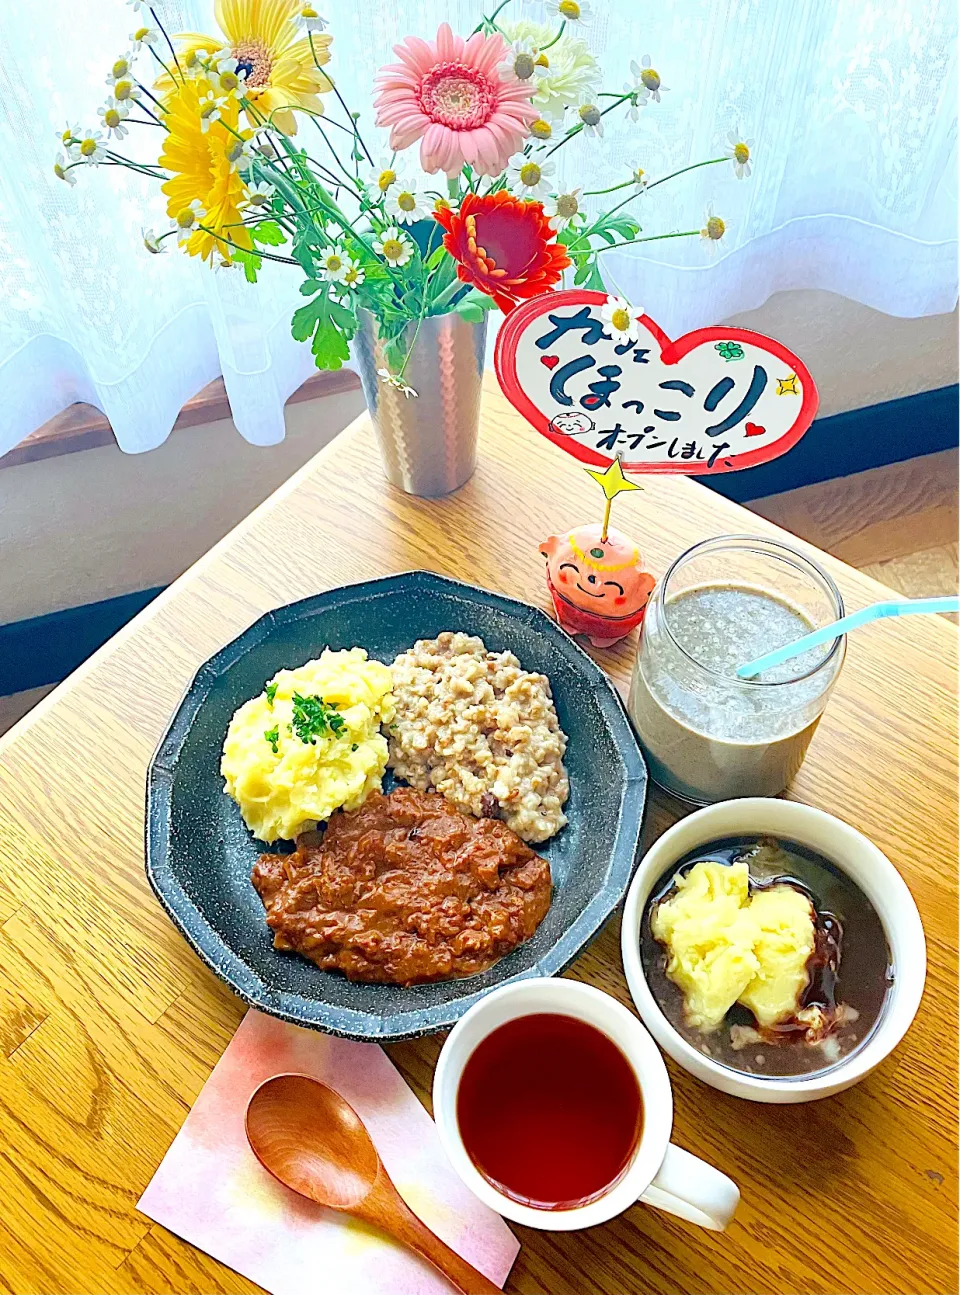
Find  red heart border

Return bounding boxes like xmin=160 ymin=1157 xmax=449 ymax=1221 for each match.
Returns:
xmin=494 ymin=290 xmax=819 ymax=475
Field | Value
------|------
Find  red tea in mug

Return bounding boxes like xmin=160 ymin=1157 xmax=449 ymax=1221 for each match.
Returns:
xmin=456 ymin=1013 xmax=643 ymax=1209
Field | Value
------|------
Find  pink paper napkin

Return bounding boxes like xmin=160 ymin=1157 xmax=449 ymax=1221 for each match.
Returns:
xmin=138 ymin=1009 xmax=519 ymax=1294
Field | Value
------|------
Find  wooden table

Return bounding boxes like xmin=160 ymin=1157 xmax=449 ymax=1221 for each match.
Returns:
xmin=0 ymin=379 xmax=956 ymax=1295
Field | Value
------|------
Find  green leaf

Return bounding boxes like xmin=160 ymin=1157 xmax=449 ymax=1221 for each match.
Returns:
xmin=425 ymin=245 xmax=447 ymax=271
xmin=251 ymin=220 xmax=287 ymax=246
xmin=299 ymin=278 xmax=322 ymax=296
xmin=233 ymin=248 xmax=262 ymax=284
xmin=584 ymin=260 xmax=606 ymax=292
xmin=291 ymin=289 xmax=358 ymax=371
xmin=573 ymin=257 xmax=591 ymax=286
xmin=454 ymin=288 xmax=496 ymax=317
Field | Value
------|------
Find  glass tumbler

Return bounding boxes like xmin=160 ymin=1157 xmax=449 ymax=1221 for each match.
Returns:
xmin=628 ymin=535 xmax=846 ymax=804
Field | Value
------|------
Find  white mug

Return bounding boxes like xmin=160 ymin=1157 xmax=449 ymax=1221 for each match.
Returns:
xmin=433 ymin=979 xmax=740 ymax=1232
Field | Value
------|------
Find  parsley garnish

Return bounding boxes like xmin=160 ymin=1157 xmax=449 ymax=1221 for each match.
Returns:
xmin=290 ymin=693 xmax=347 ymax=745
xmin=265 ymin=682 xmax=278 ymax=705
xmin=264 ymin=726 xmax=280 ymax=754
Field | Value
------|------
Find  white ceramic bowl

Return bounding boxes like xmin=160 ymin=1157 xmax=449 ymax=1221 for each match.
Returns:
xmin=620 ymin=799 xmax=926 ymax=1103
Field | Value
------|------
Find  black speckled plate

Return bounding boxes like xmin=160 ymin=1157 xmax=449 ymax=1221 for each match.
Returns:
xmin=146 ymin=571 xmax=647 ymax=1041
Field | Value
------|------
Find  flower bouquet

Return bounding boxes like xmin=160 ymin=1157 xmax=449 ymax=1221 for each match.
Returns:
xmin=60 ymin=0 xmax=750 ymax=495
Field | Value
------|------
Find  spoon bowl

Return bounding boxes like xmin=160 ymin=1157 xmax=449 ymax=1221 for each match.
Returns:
xmin=244 ymin=1074 xmax=501 ymax=1295
xmin=246 ymin=1073 xmax=379 ymax=1210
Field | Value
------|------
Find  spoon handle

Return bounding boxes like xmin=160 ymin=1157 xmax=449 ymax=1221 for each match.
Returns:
xmin=366 ymin=1184 xmax=503 ymax=1294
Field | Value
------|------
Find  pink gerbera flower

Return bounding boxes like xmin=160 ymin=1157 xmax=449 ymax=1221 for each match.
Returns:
xmin=373 ymin=23 xmax=538 ymax=177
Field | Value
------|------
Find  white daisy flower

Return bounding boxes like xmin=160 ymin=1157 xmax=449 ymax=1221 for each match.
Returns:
xmin=529 ymin=117 xmax=553 ymax=141
xmin=632 ymin=55 xmax=667 ymax=105
xmin=548 ymin=0 xmax=592 ymax=25
xmin=53 ymin=152 xmax=77 ymax=186
xmin=175 ymin=199 xmax=206 ymax=244
xmin=214 ymin=55 xmax=248 ymax=95
xmin=498 ymin=37 xmax=545 ymax=84
xmin=700 ymin=204 xmax=726 ymax=255
xmin=377 ymin=368 xmax=418 ymax=398
xmin=501 ymin=17 xmax=599 ymax=122
xmin=126 ymin=0 xmax=151 ymax=12
xmin=246 ymin=180 xmax=276 ymax=207
xmin=224 ymin=134 xmax=254 ymax=169
xmin=386 ymin=179 xmax=428 ymax=225
xmin=340 ymin=258 xmax=365 ymax=290
xmin=111 ymin=77 xmax=142 ymax=105
xmin=129 ymin=26 xmax=159 ymax=51
xmin=69 ymin=131 xmax=107 ymax=165
xmin=180 ymin=47 xmax=205 ymax=76
xmin=58 ymin=121 xmax=81 ymax=147
xmin=578 ymin=103 xmax=604 ymax=138
xmin=319 ymin=245 xmax=349 ymax=283
xmin=106 ymin=54 xmax=133 ymax=85
xmin=98 ymin=99 xmax=130 ymax=140
xmin=365 ymin=155 xmax=400 ymax=204
xmin=507 ymin=152 xmax=556 ymax=198
xmin=600 ymin=295 xmax=645 ymax=346
xmin=622 ymin=67 xmax=647 ymax=122
xmin=214 ymin=49 xmax=244 ymax=76
xmin=142 ymin=228 xmax=168 ymax=254
xmin=373 ymin=226 xmax=413 ymax=267
xmin=725 ymin=129 xmax=754 ymax=179
xmin=198 ymin=91 xmax=222 ymax=132
xmin=542 ymin=187 xmax=583 ymax=230
xmin=632 ymin=166 xmax=649 ymax=191
xmin=297 ymin=6 xmax=329 ymax=32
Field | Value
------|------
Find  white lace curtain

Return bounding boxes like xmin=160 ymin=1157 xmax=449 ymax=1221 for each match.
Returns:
xmin=0 ymin=0 xmax=956 ymax=458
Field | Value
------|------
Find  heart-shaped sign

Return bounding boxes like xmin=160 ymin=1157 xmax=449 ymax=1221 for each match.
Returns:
xmin=494 ymin=290 xmax=818 ymax=475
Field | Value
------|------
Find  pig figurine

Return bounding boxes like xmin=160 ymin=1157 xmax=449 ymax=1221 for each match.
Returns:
xmin=539 ymin=523 xmax=656 ymax=648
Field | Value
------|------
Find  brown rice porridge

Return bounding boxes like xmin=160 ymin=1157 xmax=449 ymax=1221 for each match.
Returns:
xmin=387 ymin=632 xmax=569 ymax=843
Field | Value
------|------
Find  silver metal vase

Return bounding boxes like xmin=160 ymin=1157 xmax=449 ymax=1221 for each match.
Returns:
xmin=354 ymin=307 xmax=488 ymax=498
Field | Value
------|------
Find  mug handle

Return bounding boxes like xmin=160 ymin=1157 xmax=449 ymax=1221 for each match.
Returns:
xmin=638 ymin=1144 xmax=740 ymax=1231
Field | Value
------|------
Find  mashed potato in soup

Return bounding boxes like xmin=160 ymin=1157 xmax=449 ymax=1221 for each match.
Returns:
xmin=221 ymin=648 xmax=395 ymax=842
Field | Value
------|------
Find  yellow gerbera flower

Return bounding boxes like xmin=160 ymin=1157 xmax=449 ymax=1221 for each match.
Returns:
xmin=158 ymin=0 xmax=333 ymax=135
xmin=158 ymin=78 xmax=253 ymax=264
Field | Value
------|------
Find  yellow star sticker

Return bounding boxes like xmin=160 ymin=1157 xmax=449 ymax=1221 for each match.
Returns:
xmin=776 ymin=373 xmax=800 ymax=396
xmin=585 ymin=456 xmax=641 ymax=540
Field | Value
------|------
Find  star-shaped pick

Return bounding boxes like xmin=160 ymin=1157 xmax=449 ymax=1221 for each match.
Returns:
xmin=776 ymin=373 xmax=800 ymax=396
xmin=585 ymin=456 xmax=642 ymax=500
xmin=585 ymin=456 xmax=641 ymax=541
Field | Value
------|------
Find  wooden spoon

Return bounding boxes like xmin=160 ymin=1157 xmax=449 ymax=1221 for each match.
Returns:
xmin=245 ymin=1073 xmax=503 ymax=1295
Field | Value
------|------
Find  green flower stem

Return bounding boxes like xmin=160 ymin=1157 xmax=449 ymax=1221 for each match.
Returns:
xmin=644 ymin=155 xmax=727 ymax=192
xmin=578 ymin=158 xmax=729 ymax=239
xmin=595 ymin=228 xmax=702 ymax=254
xmin=308 ymin=32 xmax=374 ymax=168
xmin=539 ymin=22 xmax=565 ymax=52
xmin=584 ymin=179 xmax=637 ymax=196
xmin=131 ymin=92 xmax=168 ymax=128
xmin=103 ymin=151 xmax=165 ymax=177
xmin=543 ymin=93 xmax=632 ymax=160
xmin=149 ymin=7 xmax=183 ymax=80
xmin=145 ymin=46 xmax=179 ymax=87
xmin=429 ymin=276 xmax=467 ymax=312
xmin=198 ymin=226 xmax=300 ymax=264
xmin=310 ymin=118 xmax=366 ymax=190
xmin=133 ymin=81 xmax=168 ymax=114
xmin=472 ymin=0 xmax=513 ymax=34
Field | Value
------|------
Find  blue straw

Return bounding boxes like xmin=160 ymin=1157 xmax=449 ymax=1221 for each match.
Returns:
xmin=737 ymin=596 xmax=959 ymax=679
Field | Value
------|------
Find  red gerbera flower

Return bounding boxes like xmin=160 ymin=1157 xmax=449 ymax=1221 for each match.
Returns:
xmin=434 ymin=190 xmax=571 ymax=313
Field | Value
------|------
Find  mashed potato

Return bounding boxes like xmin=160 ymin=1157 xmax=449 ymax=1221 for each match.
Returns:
xmin=221 ymin=648 xmax=395 ymax=842
xmin=651 ymin=859 xmax=815 ymax=1031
